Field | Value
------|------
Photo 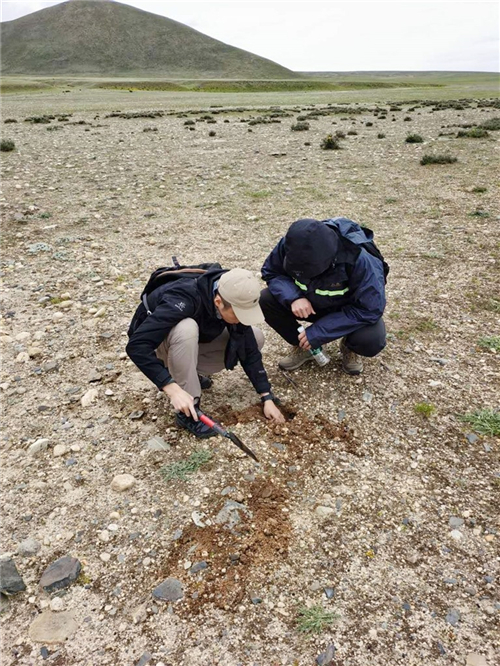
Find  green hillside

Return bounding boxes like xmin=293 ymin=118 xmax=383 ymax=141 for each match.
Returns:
xmin=0 ymin=0 xmax=299 ymax=79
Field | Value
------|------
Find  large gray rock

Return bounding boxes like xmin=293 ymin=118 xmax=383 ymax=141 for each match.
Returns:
xmin=28 ymin=611 xmax=78 ymax=643
xmin=316 ymin=643 xmax=337 ymax=665
xmin=39 ymin=555 xmax=81 ymax=592
xmin=152 ymin=578 xmax=183 ymax=602
xmin=0 ymin=558 xmax=26 ymax=595
xmin=215 ymin=500 xmax=251 ymax=529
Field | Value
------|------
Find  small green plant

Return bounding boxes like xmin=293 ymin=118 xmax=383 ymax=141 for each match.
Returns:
xmin=291 ymin=121 xmax=310 ymax=131
xmin=39 ymin=212 xmax=52 ymax=219
xmin=414 ymin=402 xmax=435 ymax=418
xmin=296 ymin=605 xmax=339 ymax=634
xmin=415 ymin=317 xmax=438 ymax=332
xmin=406 ymin=133 xmax=423 ymax=143
xmin=248 ymin=190 xmax=272 ymax=199
xmin=420 ymin=154 xmax=457 ymax=165
xmin=478 ymin=336 xmax=500 ymax=352
xmin=4 ymin=118 xmax=17 ymax=123
xmin=320 ymin=134 xmax=341 ymax=150
xmin=184 ymin=120 xmax=195 ymax=126
xmin=1 ymin=139 xmax=15 ymax=152
xmin=404 ymin=116 xmax=412 ymax=121
xmin=143 ymin=126 xmax=158 ymax=132
xmin=459 ymin=410 xmax=500 ymax=436
xmin=468 ymin=209 xmax=490 ymax=218
xmin=377 ymin=133 xmax=385 ymax=139
xmin=347 ymin=129 xmax=358 ymax=135
xmin=472 ymin=186 xmax=487 ymax=193
xmin=209 ymin=130 xmax=216 ymax=137
xmin=160 ymin=449 xmax=212 ymax=481
xmin=365 ymin=121 xmax=373 ymax=127
xmin=457 ymin=128 xmax=489 ymax=138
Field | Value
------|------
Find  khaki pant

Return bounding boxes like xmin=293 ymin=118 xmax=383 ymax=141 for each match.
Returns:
xmin=156 ymin=318 xmax=265 ymax=399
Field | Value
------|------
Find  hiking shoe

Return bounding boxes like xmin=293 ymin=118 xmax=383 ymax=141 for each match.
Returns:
xmin=278 ymin=346 xmax=314 ymax=371
xmin=198 ymin=374 xmax=213 ymax=390
xmin=340 ymin=338 xmax=363 ymax=375
xmin=175 ymin=411 xmax=217 ymax=439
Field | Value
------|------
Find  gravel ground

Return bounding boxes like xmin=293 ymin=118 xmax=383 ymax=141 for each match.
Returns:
xmin=1 ymin=90 xmax=499 ymax=666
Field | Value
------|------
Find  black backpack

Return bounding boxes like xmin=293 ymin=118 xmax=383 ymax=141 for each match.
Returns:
xmin=357 ymin=231 xmax=390 ymax=284
xmin=140 ymin=257 xmax=221 ymax=314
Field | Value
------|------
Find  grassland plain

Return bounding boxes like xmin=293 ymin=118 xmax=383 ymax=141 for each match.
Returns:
xmin=0 ymin=87 xmax=499 ymax=666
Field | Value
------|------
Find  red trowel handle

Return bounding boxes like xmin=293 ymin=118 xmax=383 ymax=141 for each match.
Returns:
xmin=196 ymin=409 xmax=227 ymax=437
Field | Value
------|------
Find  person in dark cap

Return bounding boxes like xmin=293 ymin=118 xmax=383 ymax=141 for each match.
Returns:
xmin=260 ymin=217 xmax=388 ymax=375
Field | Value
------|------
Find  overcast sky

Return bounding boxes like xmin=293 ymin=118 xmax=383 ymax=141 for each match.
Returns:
xmin=1 ymin=0 xmax=498 ymax=72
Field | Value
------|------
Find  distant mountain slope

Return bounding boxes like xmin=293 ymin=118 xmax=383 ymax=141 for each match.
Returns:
xmin=1 ymin=0 xmax=299 ymax=78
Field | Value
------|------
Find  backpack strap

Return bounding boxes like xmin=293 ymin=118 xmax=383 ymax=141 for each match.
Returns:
xmin=142 ymin=293 xmax=152 ymax=316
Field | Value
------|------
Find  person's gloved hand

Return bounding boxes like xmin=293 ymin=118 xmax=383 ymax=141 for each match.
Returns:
xmin=291 ymin=298 xmax=316 ymax=319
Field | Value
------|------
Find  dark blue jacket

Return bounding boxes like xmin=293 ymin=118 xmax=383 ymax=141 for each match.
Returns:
xmin=126 ymin=268 xmax=271 ymax=394
xmin=261 ymin=218 xmax=386 ymax=349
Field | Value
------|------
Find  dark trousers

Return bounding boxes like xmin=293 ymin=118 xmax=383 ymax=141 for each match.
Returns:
xmin=260 ymin=288 xmax=386 ymax=357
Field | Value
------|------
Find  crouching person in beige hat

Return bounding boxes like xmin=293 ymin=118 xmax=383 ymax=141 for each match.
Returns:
xmin=126 ymin=264 xmax=285 ymax=437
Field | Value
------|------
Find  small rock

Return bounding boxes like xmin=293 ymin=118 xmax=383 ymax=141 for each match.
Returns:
xmin=53 ymin=445 xmax=68 ymax=458
xmin=191 ymin=511 xmax=206 ymax=528
xmin=316 ymin=643 xmax=337 ymax=666
xmin=111 ymin=474 xmax=136 ymax=492
xmin=15 ymin=332 xmax=31 ymax=342
xmin=362 ymin=391 xmax=373 ymax=404
xmin=100 ymin=553 xmax=111 ymax=563
xmin=28 ymin=611 xmax=78 ymax=644
xmin=152 ymin=578 xmax=183 ymax=602
xmin=215 ymin=500 xmax=251 ymax=528
xmin=39 ymin=555 xmax=81 ymax=592
xmin=136 ymin=653 xmax=153 ymax=666
xmin=16 ymin=351 xmax=30 ymax=363
xmin=93 ymin=307 xmax=106 ymax=318
xmin=42 ymin=360 xmax=59 ymax=373
xmin=28 ymin=439 xmax=49 ymax=456
xmin=0 ymin=593 xmax=10 ymax=614
xmin=466 ymin=654 xmax=488 ymax=666
xmin=315 ymin=506 xmax=335 ymax=520
xmin=98 ymin=530 xmax=110 ymax=542
xmin=190 ymin=561 xmax=207 ymax=574
xmin=449 ymin=516 xmax=464 ymax=528
xmin=466 ymin=433 xmax=478 ymax=444
xmin=450 ymin=530 xmax=463 ymax=541
xmin=129 ymin=410 xmax=144 ymax=420
xmin=0 ymin=558 xmax=26 ymax=595
xmin=81 ymin=388 xmax=98 ymax=407
xmin=88 ymin=370 xmax=102 ymax=383
xmin=17 ymin=538 xmax=41 ymax=557
xmin=445 ymin=608 xmax=461 ymax=626
xmin=324 ymin=587 xmax=335 ymax=599
xmin=50 ymin=596 xmax=64 ymax=612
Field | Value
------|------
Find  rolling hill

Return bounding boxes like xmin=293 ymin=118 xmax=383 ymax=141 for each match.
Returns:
xmin=0 ymin=0 xmax=299 ymax=79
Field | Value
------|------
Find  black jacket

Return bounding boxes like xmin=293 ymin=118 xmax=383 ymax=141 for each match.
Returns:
xmin=126 ymin=268 xmax=271 ymax=394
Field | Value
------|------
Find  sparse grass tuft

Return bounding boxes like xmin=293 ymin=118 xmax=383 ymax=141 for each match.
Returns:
xmin=209 ymin=130 xmax=216 ymax=137
xmin=320 ymin=134 xmax=341 ymax=150
xmin=468 ymin=209 xmax=490 ymax=218
xmin=406 ymin=133 xmax=423 ymax=143
xmin=457 ymin=128 xmax=489 ymax=138
xmin=415 ymin=317 xmax=438 ymax=332
xmin=459 ymin=410 xmax=500 ymax=436
xmin=478 ymin=336 xmax=500 ymax=352
xmin=296 ymin=605 xmax=339 ymax=634
xmin=414 ymin=402 xmax=436 ymax=418
xmin=377 ymin=133 xmax=385 ymax=139
xmin=1 ymin=139 xmax=15 ymax=152
xmin=291 ymin=121 xmax=310 ymax=131
xmin=471 ymin=186 xmax=487 ymax=193
xmin=420 ymin=154 xmax=457 ymax=165
xmin=160 ymin=449 xmax=212 ymax=481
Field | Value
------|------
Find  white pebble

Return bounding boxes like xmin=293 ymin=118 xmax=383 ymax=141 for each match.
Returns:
xmin=100 ymin=553 xmax=111 ymax=562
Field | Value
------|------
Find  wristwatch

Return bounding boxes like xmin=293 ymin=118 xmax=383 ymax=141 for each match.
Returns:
xmin=260 ymin=392 xmax=276 ymax=404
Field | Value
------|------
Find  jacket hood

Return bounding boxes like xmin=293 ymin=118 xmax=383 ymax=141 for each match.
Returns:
xmin=284 ymin=218 xmax=339 ymax=280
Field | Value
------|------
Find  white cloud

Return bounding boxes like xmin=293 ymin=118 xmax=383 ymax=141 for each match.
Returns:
xmin=1 ymin=0 xmax=498 ymax=71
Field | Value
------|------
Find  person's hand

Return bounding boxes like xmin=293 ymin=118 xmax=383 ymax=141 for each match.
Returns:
xmin=263 ymin=400 xmax=286 ymax=423
xmin=291 ymin=298 xmax=316 ymax=319
xmin=298 ymin=327 xmax=312 ymax=351
xmin=162 ymin=383 xmax=197 ymax=420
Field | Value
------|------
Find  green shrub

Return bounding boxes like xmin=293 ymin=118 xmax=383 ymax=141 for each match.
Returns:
xmin=478 ymin=336 xmax=500 ymax=352
xmin=457 ymin=128 xmax=489 ymax=138
xmin=0 ymin=139 xmax=15 ymax=152
xmin=143 ymin=126 xmax=158 ymax=132
xmin=414 ymin=402 xmax=435 ymax=418
xmin=404 ymin=116 xmax=412 ymax=121
xmin=406 ymin=134 xmax=423 ymax=143
xmin=347 ymin=130 xmax=358 ymax=135
xmin=291 ymin=121 xmax=310 ymax=131
xmin=208 ymin=130 xmax=216 ymax=137
xmin=377 ymin=133 xmax=385 ymax=139
xmin=472 ymin=186 xmax=487 ymax=193
xmin=4 ymin=118 xmax=17 ymax=123
xmin=320 ymin=134 xmax=341 ymax=150
xmin=365 ymin=121 xmax=373 ymax=127
xmin=480 ymin=117 xmax=500 ymax=131
xmin=420 ymin=154 xmax=457 ymax=165
xmin=184 ymin=120 xmax=195 ymax=126
xmin=468 ymin=209 xmax=490 ymax=218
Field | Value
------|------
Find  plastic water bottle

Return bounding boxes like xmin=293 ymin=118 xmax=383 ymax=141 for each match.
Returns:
xmin=297 ymin=326 xmax=330 ymax=367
